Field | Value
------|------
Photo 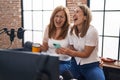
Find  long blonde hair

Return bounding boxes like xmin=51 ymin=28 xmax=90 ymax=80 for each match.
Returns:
xmin=48 ymin=6 xmax=70 ymax=39
xmin=70 ymin=4 xmax=92 ymax=37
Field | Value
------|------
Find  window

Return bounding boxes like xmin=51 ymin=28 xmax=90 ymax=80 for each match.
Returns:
xmin=22 ymin=0 xmax=66 ymax=43
xmin=90 ymin=0 xmax=120 ymax=60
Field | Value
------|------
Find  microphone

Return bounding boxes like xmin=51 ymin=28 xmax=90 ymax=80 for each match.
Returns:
xmin=61 ymin=70 xmax=74 ymax=80
xmin=0 ymin=27 xmax=25 ymax=43
xmin=0 ymin=28 xmax=15 ymax=43
xmin=9 ymin=29 xmax=15 ymax=42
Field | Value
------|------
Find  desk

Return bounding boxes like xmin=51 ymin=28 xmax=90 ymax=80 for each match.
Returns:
xmin=103 ymin=61 xmax=120 ymax=69
xmin=103 ymin=61 xmax=120 ymax=80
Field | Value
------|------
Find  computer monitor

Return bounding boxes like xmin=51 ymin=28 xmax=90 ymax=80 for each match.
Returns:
xmin=0 ymin=49 xmax=59 ymax=80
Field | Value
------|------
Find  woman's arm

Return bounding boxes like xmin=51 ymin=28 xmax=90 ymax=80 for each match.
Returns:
xmin=40 ymin=27 xmax=49 ymax=52
xmin=40 ymin=42 xmax=48 ymax=52
xmin=58 ymin=45 xmax=95 ymax=58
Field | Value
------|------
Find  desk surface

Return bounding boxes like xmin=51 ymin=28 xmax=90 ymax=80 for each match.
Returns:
xmin=103 ymin=61 xmax=120 ymax=69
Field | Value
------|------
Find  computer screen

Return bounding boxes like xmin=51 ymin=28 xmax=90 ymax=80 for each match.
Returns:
xmin=0 ymin=49 xmax=59 ymax=80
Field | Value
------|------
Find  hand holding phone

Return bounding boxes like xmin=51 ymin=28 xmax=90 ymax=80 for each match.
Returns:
xmin=53 ymin=43 xmax=61 ymax=48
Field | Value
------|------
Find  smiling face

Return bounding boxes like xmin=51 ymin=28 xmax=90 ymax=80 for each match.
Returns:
xmin=54 ymin=10 xmax=66 ymax=28
xmin=73 ymin=6 xmax=86 ymax=26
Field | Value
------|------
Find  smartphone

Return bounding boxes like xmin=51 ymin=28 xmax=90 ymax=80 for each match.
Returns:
xmin=53 ymin=43 xmax=61 ymax=48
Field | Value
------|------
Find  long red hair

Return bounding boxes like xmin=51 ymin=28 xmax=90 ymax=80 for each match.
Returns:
xmin=48 ymin=6 xmax=70 ymax=39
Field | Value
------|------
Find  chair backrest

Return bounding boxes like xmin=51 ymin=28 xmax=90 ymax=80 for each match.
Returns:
xmin=0 ymin=49 xmax=59 ymax=80
xmin=23 ymin=41 xmax=33 ymax=51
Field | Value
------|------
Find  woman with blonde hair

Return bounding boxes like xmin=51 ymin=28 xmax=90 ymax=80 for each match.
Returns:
xmin=57 ymin=4 xmax=105 ymax=80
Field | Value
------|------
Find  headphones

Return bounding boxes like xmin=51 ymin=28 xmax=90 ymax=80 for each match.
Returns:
xmin=17 ymin=27 xmax=25 ymax=39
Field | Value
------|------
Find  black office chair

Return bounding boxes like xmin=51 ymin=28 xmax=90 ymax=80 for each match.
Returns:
xmin=23 ymin=41 xmax=33 ymax=51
